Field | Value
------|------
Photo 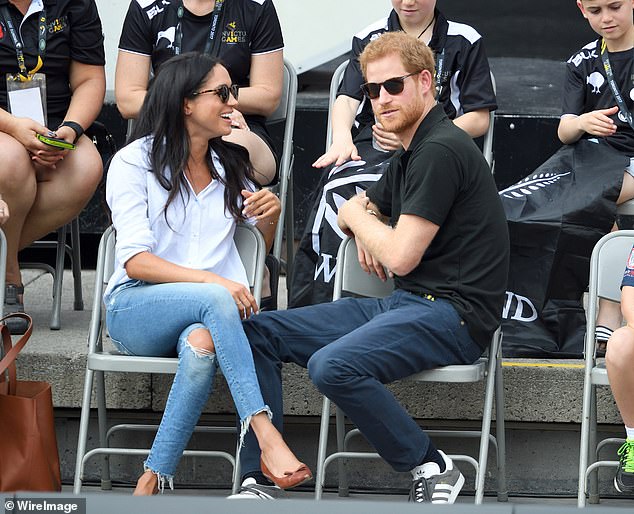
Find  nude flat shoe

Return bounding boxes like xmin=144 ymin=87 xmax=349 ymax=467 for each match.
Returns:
xmin=260 ymin=458 xmax=312 ymax=489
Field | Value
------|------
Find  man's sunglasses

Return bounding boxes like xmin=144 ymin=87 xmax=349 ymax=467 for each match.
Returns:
xmin=192 ymin=83 xmax=239 ymax=103
xmin=360 ymin=71 xmax=420 ymax=100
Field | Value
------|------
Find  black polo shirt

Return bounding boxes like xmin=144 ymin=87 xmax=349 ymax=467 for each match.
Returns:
xmin=366 ymin=105 xmax=510 ymax=348
xmin=119 ymin=0 xmax=283 ymax=86
xmin=0 ymin=0 xmax=105 ymax=126
xmin=563 ymin=39 xmax=634 ymax=155
xmin=339 ymin=8 xmax=497 ymax=138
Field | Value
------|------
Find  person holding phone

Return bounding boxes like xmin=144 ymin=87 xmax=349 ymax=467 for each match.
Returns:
xmin=0 ymin=0 xmax=105 ymax=334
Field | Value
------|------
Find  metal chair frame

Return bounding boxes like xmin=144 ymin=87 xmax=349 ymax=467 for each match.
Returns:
xmin=270 ymin=59 xmax=298 ymax=283
xmin=73 ymin=224 xmax=266 ymax=494
xmin=577 ymin=230 xmax=634 ymax=507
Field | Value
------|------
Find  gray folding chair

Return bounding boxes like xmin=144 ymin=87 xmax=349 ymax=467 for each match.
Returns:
xmin=21 ymin=217 xmax=83 ymax=330
xmin=577 ymin=230 xmax=634 ymax=506
xmin=314 ymin=237 xmax=507 ymax=504
xmin=73 ymin=223 xmax=266 ymax=494
xmin=270 ymin=59 xmax=298 ymax=281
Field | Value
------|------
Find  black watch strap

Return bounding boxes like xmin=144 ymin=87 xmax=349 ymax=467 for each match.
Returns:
xmin=58 ymin=121 xmax=84 ymax=143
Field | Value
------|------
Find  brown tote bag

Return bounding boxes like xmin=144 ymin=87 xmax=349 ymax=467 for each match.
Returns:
xmin=0 ymin=313 xmax=62 ymax=492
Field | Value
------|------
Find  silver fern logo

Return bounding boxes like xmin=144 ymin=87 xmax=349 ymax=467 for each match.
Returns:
xmin=499 ymin=172 xmax=571 ymax=199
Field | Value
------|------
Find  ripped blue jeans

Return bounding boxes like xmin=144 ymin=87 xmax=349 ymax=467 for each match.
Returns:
xmin=105 ymin=280 xmax=271 ymax=490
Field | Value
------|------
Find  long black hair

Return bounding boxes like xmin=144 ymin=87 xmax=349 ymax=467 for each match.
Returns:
xmin=129 ymin=52 xmax=254 ymax=222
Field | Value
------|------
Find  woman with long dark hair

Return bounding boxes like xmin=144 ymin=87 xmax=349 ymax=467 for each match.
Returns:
xmin=104 ymin=52 xmax=311 ymax=495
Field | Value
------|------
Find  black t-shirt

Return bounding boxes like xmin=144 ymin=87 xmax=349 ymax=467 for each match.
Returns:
xmin=563 ymin=39 xmax=634 ymax=155
xmin=339 ymin=8 xmax=497 ymax=139
xmin=0 ymin=0 xmax=104 ymax=126
xmin=119 ymin=0 xmax=282 ymax=131
xmin=366 ymin=105 xmax=510 ymax=349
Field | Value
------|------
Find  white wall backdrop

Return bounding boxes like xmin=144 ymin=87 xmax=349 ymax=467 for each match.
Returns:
xmin=96 ymin=0 xmax=388 ymax=93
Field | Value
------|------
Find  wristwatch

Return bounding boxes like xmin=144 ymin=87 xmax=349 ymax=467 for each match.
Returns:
xmin=57 ymin=121 xmax=84 ymax=143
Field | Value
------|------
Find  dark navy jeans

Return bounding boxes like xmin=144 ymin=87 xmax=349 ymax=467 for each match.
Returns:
xmin=240 ymin=288 xmax=483 ymax=474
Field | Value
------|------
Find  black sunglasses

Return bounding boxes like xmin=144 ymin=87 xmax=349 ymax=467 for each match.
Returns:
xmin=192 ymin=83 xmax=239 ymax=103
xmin=360 ymin=71 xmax=420 ymax=100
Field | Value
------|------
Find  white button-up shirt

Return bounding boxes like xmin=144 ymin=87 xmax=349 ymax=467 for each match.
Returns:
xmin=104 ymin=136 xmax=253 ymax=301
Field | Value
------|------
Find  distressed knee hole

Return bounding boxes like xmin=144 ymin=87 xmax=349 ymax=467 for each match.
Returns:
xmin=185 ymin=328 xmax=215 ymax=357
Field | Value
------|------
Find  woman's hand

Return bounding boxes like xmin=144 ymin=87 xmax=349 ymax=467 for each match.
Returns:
xmin=212 ymin=275 xmax=259 ymax=319
xmin=10 ymin=117 xmax=67 ymax=168
xmin=228 ymin=108 xmax=249 ymax=131
xmin=242 ymin=188 xmax=280 ymax=221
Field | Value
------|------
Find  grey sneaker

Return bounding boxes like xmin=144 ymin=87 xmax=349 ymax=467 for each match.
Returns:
xmin=408 ymin=450 xmax=465 ymax=504
xmin=227 ymin=477 xmax=286 ymax=500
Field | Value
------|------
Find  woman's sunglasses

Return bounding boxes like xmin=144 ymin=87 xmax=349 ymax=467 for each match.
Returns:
xmin=192 ymin=83 xmax=239 ymax=103
xmin=360 ymin=71 xmax=420 ymax=100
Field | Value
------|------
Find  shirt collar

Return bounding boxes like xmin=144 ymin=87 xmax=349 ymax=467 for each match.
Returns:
xmin=405 ymin=104 xmax=448 ymax=151
xmin=388 ymin=8 xmax=446 ymax=54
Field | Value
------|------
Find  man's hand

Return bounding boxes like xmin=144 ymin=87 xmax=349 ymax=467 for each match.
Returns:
xmin=337 ymin=194 xmax=369 ymax=235
xmin=356 ymin=238 xmax=387 ymax=281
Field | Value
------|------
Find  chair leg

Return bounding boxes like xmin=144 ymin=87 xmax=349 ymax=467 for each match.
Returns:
xmin=96 ymin=370 xmax=112 ymax=490
xmin=49 ymin=226 xmax=66 ymax=330
xmin=285 ymin=169 xmax=295 ymax=285
xmin=315 ymin=396 xmax=332 ymax=500
xmin=231 ymin=437 xmax=242 ymax=494
xmin=578 ymin=369 xmax=594 ymax=507
xmin=335 ymin=406 xmax=349 ymax=497
xmin=474 ymin=349 xmax=497 ymax=504
xmin=588 ymin=386 xmax=600 ymax=504
xmin=73 ymin=368 xmax=95 ymax=494
xmin=70 ymin=218 xmax=84 ymax=311
xmin=494 ymin=346 xmax=508 ymax=502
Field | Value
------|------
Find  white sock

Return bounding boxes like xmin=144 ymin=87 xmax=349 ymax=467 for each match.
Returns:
xmin=626 ymin=426 xmax=634 ymax=440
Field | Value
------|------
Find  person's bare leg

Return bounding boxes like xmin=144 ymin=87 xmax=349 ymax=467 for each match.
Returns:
xmin=18 ymin=136 xmax=102 ymax=247
xmin=0 ymin=133 xmax=38 ymax=287
xmin=250 ymin=412 xmax=304 ymax=478
xmin=133 ymin=470 xmax=159 ymax=496
xmin=224 ymin=130 xmax=276 ymax=185
xmin=595 ymin=173 xmax=634 ymax=340
xmin=605 ymin=327 xmax=634 ymax=427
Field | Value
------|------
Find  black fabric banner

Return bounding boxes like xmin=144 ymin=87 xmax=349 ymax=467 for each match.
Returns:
xmin=500 ymin=139 xmax=628 ymax=357
xmin=289 ymin=140 xmax=392 ymax=308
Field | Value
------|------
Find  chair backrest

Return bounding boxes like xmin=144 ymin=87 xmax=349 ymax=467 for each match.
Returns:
xmin=325 ymin=60 xmax=349 ymax=150
xmin=90 ymin=224 xmax=266 ymax=354
xmin=584 ymin=229 xmax=634 ymax=358
xmin=332 ymin=237 xmax=394 ymax=301
xmin=482 ymin=71 xmax=497 ymax=170
xmin=271 ymin=59 xmax=298 ymax=261
xmin=324 ymin=61 xmax=497 ymax=171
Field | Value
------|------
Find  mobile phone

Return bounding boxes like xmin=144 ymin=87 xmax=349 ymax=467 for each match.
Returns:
xmin=36 ymin=133 xmax=76 ymax=150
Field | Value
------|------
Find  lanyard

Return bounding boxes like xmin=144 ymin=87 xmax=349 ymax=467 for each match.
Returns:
xmin=599 ymin=37 xmax=634 ymax=131
xmin=434 ymin=48 xmax=445 ymax=100
xmin=173 ymin=0 xmax=225 ymax=56
xmin=0 ymin=5 xmax=45 ymax=81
